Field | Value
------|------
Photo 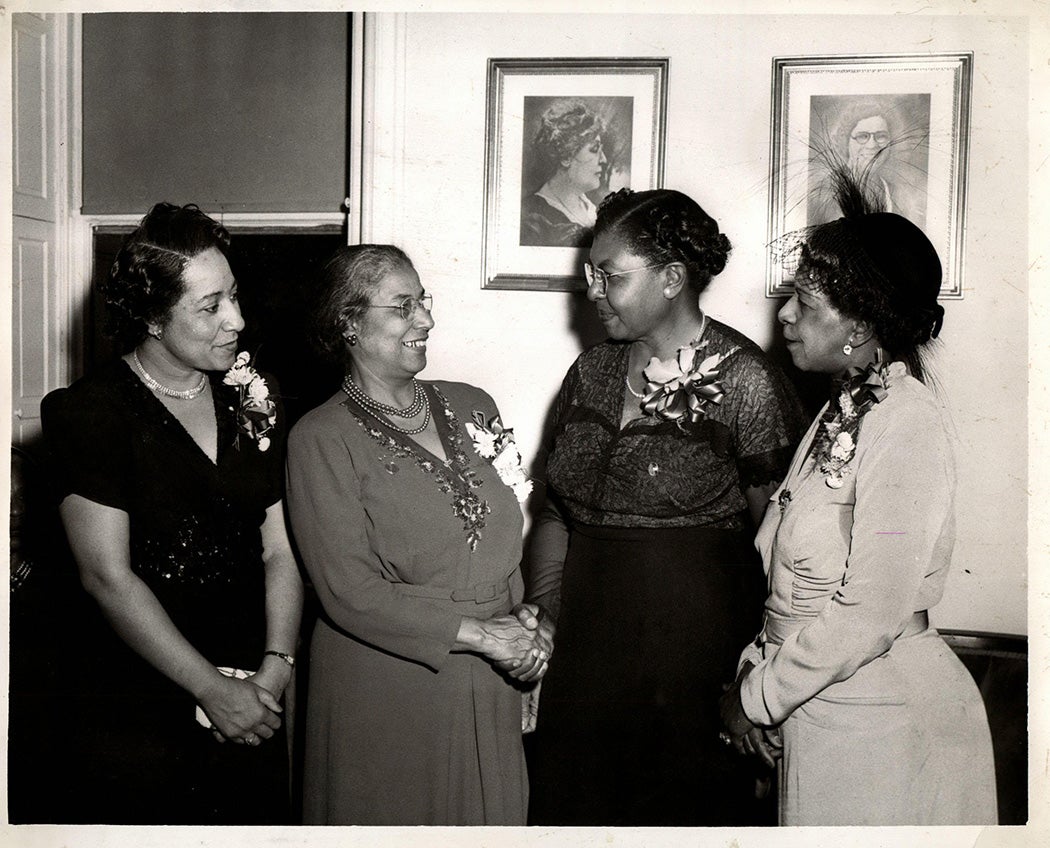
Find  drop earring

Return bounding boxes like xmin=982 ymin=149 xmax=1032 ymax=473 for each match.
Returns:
xmin=842 ymin=336 xmax=854 ymax=356
xmin=149 ymin=328 xmax=163 ymax=340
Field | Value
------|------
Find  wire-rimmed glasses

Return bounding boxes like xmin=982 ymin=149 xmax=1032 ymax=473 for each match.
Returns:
xmin=850 ymin=131 xmax=890 ymax=146
xmin=363 ymin=293 xmax=433 ymax=321
xmin=583 ymin=261 xmax=667 ymax=296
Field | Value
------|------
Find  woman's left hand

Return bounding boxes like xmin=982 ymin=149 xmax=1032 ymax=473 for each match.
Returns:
xmin=719 ymin=678 xmax=753 ymax=745
xmin=250 ymin=652 xmax=294 ymax=702
xmin=719 ymin=666 xmax=781 ymax=768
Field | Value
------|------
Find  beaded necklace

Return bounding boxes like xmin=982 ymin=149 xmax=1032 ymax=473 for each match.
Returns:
xmin=341 ymin=376 xmax=431 ymax=435
xmin=132 ymin=350 xmax=208 ymax=400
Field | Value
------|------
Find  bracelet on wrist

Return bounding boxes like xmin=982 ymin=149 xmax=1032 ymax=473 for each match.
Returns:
xmin=264 ymin=650 xmax=295 ymax=668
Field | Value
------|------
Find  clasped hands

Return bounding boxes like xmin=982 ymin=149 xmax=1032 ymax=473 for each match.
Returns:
xmin=489 ymin=602 xmax=556 ymax=684
xmin=200 ymin=653 xmax=292 ymax=746
xmin=718 ymin=662 xmax=782 ymax=769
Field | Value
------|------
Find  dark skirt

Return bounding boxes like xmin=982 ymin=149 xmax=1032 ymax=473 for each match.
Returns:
xmin=50 ymin=687 xmax=291 ymax=825
xmin=20 ymin=610 xmax=291 ymax=826
xmin=527 ymin=522 xmax=772 ymax=826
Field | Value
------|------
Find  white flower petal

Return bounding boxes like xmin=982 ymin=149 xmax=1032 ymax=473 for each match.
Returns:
xmin=677 ymin=346 xmax=696 ymax=373
xmin=696 ymin=353 xmax=723 ymax=374
xmin=643 ymin=355 xmax=684 ymax=384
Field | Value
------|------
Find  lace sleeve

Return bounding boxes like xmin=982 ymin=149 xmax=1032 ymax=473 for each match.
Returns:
xmin=722 ymin=349 xmax=807 ymax=489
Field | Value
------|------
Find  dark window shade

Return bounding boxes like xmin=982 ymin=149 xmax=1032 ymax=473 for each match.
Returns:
xmin=82 ymin=13 xmax=348 ymax=214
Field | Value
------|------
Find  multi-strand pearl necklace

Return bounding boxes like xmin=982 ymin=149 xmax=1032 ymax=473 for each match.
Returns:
xmin=341 ymin=376 xmax=431 ymax=435
xmin=132 ymin=350 xmax=208 ymax=400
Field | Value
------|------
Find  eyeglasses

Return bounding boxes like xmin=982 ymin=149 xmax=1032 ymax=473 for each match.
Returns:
xmin=362 ymin=293 xmax=433 ymax=321
xmin=850 ymin=131 xmax=891 ymax=146
xmin=583 ymin=261 xmax=666 ymax=296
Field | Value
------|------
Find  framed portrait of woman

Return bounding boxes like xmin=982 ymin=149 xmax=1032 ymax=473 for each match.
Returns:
xmin=767 ymin=53 xmax=973 ymax=298
xmin=482 ymin=57 xmax=668 ymax=291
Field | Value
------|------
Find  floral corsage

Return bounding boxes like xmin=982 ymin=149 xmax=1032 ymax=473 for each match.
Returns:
xmin=639 ymin=340 xmax=737 ymax=429
xmin=223 ymin=351 xmax=277 ymax=452
xmin=813 ymin=361 xmax=890 ymax=488
xmin=465 ymin=412 xmax=533 ymax=503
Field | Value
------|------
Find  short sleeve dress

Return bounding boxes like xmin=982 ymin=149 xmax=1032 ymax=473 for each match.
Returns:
xmin=285 ymin=380 xmax=528 ymax=825
xmin=526 ymin=318 xmax=806 ymax=826
xmin=39 ymin=359 xmax=289 ymax=825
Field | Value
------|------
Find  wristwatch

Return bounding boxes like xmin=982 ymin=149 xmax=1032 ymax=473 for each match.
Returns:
xmin=264 ymin=650 xmax=296 ymax=668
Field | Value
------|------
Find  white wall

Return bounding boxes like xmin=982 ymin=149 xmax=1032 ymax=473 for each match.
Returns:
xmin=364 ymin=11 xmax=1028 ymax=636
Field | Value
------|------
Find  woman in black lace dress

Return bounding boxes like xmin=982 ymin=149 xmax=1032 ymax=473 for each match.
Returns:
xmin=525 ymin=188 xmax=805 ymax=826
xmin=40 ymin=203 xmax=303 ymax=824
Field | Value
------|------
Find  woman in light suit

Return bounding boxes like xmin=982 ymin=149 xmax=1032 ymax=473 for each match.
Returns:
xmin=720 ymin=169 xmax=996 ymax=826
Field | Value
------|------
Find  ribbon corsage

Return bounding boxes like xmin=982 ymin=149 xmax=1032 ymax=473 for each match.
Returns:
xmin=815 ymin=360 xmax=890 ymax=488
xmin=465 ymin=412 xmax=533 ymax=504
xmin=639 ymin=340 xmax=736 ymax=429
xmin=223 ymin=351 xmax=277 ymax=452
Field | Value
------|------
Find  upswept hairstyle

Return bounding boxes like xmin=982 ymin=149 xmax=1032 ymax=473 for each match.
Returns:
xmin=533 ymin=99 xmax=605 ymax=175
xmin=785 ymin=165 xmax=944 ymax=382
xmin=312 ymin=244 xmax=414 ymax=365
xmin=594 ymin=188 xmax=733 ymax=295
xmin=100 ymin=203 xmax=231 ymax=351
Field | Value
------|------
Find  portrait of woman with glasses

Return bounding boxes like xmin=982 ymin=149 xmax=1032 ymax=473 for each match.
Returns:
xmin=524 ymin=188 xmax=806 ymax=826
xmin=285 ymin=244 xmax=549 ymax=824
xmin=807 ymin=94 xmax=930 ymax=229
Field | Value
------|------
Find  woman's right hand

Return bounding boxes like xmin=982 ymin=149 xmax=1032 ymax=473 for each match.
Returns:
xmin=198 ymin=672 xmax=283 ymax=745
xmin=479 ymin=614 xmax=553 ymax=665
xmin=493 ymin=603 xmax=556 ymax=683
xmin=456 ymin=613 xmax=553 ymax=678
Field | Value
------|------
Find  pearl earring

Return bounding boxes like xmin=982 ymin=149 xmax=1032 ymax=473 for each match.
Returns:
xmin=347 ymin=333 xmax=358 ymax=347
xmin=842 ymin=341 xmax=853 ymax=356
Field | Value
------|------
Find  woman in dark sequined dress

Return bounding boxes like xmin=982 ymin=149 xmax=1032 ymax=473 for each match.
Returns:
xmin=40 ymin=203 xmax=303 ymax=824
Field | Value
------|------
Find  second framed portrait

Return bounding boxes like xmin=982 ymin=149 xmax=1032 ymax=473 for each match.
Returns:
xmin=767 ymin=53 xmax=973 ymax=298
xmin=482 ymin=57 xmax=668 ymax=291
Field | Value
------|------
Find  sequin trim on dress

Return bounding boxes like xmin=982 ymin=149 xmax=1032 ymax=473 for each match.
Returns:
xmin=347 ymin=386 xmax=490 ymax=550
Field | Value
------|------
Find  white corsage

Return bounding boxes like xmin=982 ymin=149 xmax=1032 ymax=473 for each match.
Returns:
xmin=818 ymin=418 xmax=856 ymax=488
xmin=223 ymin=351 xmax=277 ymax=451
xmin=639 ymin=340 xmax=737 ymax=429
xmin=814 ymin=359 xmax=890 ymax=488
xmin=465 ymin=411 xmax=533 ymax=504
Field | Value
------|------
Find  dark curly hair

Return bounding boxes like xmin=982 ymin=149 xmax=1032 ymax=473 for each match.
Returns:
xmin=99 ymin=203 xmax=231 ymax=351
xmin=533 ymin=99 xmax=605 ymax=176
xmin=594 ymin=188 xmax=732 ymax=295
xmin=313 ymin=244 xmax=414 ymax=365
xmin=791 ymin=164 xmax=944 ymax=382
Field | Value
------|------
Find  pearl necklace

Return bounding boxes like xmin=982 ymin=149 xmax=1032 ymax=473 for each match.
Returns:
xmin=625 ymin=311 xmax=708 ymax=399
xmin=342 ymin=376 xmax=431 ymax=435
xmin=132 ymin=351 xmax=208 ymax=400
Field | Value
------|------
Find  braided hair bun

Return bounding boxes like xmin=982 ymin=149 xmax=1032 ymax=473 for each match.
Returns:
xmin=595 ymin=188 xmax=732 ymax=293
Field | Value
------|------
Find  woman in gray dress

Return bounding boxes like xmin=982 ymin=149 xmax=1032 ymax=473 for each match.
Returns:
xmin=287 ymin=245 xmax=549 ymax=824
